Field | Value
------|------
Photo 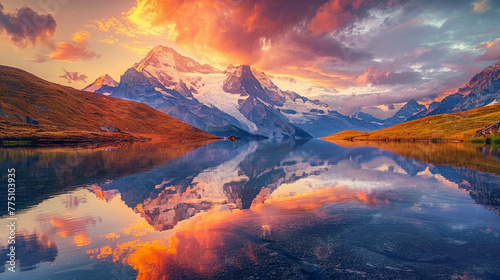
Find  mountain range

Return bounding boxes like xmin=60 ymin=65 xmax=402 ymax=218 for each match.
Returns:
xmin=84 ymin=46 xmax=381 ymax=138
xmin=349 ymin=61 xmax=500 ymax=126
xmin=396 ymin=61 xmax=500 ymax=122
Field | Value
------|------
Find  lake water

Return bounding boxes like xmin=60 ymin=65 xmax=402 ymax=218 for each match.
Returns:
xmin=1 ymin=139 xmax=500 ymax=279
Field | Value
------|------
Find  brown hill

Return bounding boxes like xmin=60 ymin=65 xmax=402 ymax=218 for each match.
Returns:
xmin=0 ymin=65 xmax=220 ymax=146
xmin=323 ymin=104 xmax=500 ymax=142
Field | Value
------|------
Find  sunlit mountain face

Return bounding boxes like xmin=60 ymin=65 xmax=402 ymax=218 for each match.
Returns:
xmin=1 ymin=140 xmax=500 ymax=279
xmin=1 ymin=0 xmax=499 ymax=120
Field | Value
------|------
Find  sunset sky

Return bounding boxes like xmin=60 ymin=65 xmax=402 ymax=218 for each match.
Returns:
xmin=1 ymin=0 xmax=499 ymax=117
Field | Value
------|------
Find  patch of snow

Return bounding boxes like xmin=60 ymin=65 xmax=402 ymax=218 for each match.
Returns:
xmin=187 ymin=73 xmax=259 ymax=132
xmin=190 ymin=142 xmax=258 ymax=201
xmin=278 ymin=100 xmax=328 ymax=124
xmin=154 ymin=87 xmax=176 ymax=98
xmin=486 ymin=99 xmax=499 ymax=106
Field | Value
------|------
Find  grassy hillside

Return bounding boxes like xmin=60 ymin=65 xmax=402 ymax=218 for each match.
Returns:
xmin=0 ymin=65 xmax=220 ymax=146
xmin=323 ymin=104 xmax=500 ymax=142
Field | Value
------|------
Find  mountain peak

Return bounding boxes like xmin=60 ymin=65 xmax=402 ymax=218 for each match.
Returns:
xmin=95 ymin=74 xmax=117 ymax=86
xmin=224 ymin=64 xmax=240 ymax=73
xmin=458 ymin=60 xmax=500 ymax=96
xmin=135 ymin=45 xmax=221 ymax=74
xmin=385 ymin=99 xmax=426 ymax=123
xmin=150 ymin=45 xmax=176 ymax=54
xmin=402 ymin=99 xmax=425 ymax=110
xmin=82 ymin=74 xmax=118 ymax=94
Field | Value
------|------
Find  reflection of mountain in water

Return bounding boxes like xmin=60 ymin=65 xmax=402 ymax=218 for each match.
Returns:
xmin=95 ymin=140 xmax=500 ymax=230
xmin=100 ymin=140 xmax=324 ymax=230
xmin=0 ymin=141 xmax=210 ymax=214
xmin=430 ymin=166 xmax=500 ymax=216
xmin=2 ymin=139 xmax=498 ymax=231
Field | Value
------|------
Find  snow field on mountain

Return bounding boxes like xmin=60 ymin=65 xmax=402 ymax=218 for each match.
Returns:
xmin=185 ymin=73 xmax=259 ymax=133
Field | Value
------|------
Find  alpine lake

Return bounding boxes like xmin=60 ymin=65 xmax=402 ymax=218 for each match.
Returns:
xmin=1 ymin=139 xmax=499 ymax=280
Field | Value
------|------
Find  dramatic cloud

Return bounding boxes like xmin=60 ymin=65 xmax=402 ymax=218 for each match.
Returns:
xmin=309 ymin=0 xmax=365 ymax=35
xmin=478 ymin=38 xmax=500 ymax=61
xmin=5 ymin=0 xmax=498 ymax=119
xmin=0 ymin=3 xmax=57 ymax=48
xmin=115 ymin=0 xmax=403 ymax=70
xmin=59 ymin=69 xmax=88 ymax=83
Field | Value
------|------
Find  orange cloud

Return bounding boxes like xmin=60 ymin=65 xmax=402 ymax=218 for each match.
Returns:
xmin=93 ymin=14 xmax=165 ymax=38
xmin=106 ymin=0 xmax=378 ymax=70
xmin=309 ymin=0 xmax=365 ymax=35
xmin=93 ymin=0 xmax=405 ymax=87
xmin=50 ymin=213 xmax=99 ymax=247
xmin=48 ymin=31 xmax=100 ymax=62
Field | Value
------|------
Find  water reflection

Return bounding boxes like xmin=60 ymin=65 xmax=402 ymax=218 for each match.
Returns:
xmin=1 ymin=139 xmax=500 ymax=279
xmin=0 ymin=140 xmax=213 ymax=214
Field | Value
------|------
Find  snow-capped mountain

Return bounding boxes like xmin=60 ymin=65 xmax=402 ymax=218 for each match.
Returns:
xmin=351 ymin=111 xmax=383 ymax=125
xmin=454 ymin=61 xmax=500 ymax=112
xmin=384 ymin=99 xmax=426 ymax=125
xmin=412 ymin=61 xmax=500 ymax=119
xmin=86 ymin=46 xmax=381 ymax=138
xmin=82 ymin=74 xmax=118 ymax=95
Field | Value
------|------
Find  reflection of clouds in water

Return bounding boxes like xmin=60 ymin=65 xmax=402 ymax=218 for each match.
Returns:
xmin=5 ymin=140 xmax=500 ymax=279
xmin=87 ymin=185 xmax=119 ymax=202
xmin=49 ymin=214 xmax=100 ymax=247
xmin=417 ymin=167 xmax=460 ymax=188
xmin=89 ymin=186 xmax=390 ymax=280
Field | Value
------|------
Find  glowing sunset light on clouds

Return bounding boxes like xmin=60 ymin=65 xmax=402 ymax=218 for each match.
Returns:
xmin=0 ymin=0 xmax=499 ymax=117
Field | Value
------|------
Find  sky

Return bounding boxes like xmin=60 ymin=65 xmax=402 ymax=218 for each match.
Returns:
xmin=1 ymin=0 xmax=499 ymax=118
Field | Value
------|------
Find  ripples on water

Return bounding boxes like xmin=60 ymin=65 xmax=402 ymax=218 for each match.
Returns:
xmin=0 ymin=139 xmax=499 ymax=279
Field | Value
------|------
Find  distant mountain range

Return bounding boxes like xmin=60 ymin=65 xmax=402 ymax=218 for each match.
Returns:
xmin=352 ymin=61 xmax=500 ymax=126
xmin=0 ymin=65 xmax=217 ymax=145
xmin=84 ymin=46 xmax=381 ymax=138
xmin=398 ymin=61 xmax=500 ymax=122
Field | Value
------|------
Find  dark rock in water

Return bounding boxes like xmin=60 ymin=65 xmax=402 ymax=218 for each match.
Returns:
xmin=227 ymin=135 xmax=241 ymax=141
xmin=25 ymin=116 xmax=39 ymax=125
xmin=101 ymin=126 xmax=120 ymax=132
